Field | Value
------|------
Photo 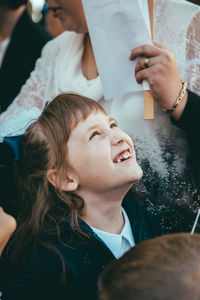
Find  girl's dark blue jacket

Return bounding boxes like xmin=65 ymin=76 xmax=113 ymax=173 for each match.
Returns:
xmin=0 ymin=190 xmax=162 ymax=300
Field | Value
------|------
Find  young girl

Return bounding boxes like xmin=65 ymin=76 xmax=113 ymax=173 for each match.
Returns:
xmin=0 ymin=93 xmax=161 ymax=300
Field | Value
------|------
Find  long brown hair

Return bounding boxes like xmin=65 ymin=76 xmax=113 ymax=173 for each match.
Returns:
xmin=9 ymin=93 xmax=106 ymax=266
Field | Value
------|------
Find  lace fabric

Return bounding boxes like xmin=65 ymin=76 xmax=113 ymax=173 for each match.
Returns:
xmin=154 ymin=0 xmax=200 ymax=95
xmin=0 ymin=31 xmax=104 ymax=141
xmin=0 ymin=39 xmax=49 ymax=140
xmin=186 ymin=10 xmax=200 ymax=95
xmin=0 ymin=0 xmax=199 ymax=137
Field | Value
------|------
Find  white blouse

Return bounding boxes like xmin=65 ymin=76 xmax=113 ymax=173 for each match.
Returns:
xmin=91 ymin=208 xmax=135 ymax=259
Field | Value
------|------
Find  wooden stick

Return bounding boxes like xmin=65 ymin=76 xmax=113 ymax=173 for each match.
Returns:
xmin=148 ymin=0 xmax=154 ymax=40
xmin=144 ymin=0 xmax=154 ymax=120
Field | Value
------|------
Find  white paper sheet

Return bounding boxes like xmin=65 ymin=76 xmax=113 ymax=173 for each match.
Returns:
xmin=138 ymin=0 xmax=152 ymax=37
xmin=82 ymin=0 xmax=153 ymax=100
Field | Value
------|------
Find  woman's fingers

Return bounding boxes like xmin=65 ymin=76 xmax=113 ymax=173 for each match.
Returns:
xmin=153 ymin=41 xmax=166 ymax=49
xmin=135 ymin=57 xmax=153 ymax=84
xmin=135 ymin=68 xmax=149 ymax=84
xmin=134 ymin=47 xmax=177 ymax=84
xmin=129 ymin=44 xmax=163 ymax=60
xmin=135 ymin=56 xmax=160 ymax=74
xmin=130 ymin=42 xmax=186 ymax=120
xmin=135 ymin=63 xmax=163 ymax=85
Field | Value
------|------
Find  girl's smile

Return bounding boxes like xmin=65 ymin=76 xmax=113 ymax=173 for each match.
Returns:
xmin=65 ymin=111 xmax=143 ymax=195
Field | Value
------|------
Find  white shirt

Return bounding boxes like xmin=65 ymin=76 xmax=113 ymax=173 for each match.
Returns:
xmin=91 ymin=208 xmax=135 ymax=259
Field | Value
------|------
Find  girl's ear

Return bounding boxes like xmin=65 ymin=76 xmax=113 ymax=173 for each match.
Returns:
xmin=47 ymin=169 xmax=79 ymax=192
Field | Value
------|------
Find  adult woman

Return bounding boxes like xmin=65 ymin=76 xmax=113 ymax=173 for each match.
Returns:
xmin=0 ymin=0 xmax=200 ymax=233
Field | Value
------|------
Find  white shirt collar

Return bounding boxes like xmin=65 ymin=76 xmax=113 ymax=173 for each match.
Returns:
xmin=91 ymin=207 xmax=135 ymax=258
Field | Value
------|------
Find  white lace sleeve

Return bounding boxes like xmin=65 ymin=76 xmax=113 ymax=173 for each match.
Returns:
xmin=186 ymin=10 xmax=200 ymax=96
xmin=0 ymin=39 xmax=56 ymax=140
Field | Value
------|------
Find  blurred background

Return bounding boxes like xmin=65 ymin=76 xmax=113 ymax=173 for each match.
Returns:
xmin=29 ymin=0 xmax=44 ymax=23
xmin=29 ymin=0 xmax=199 ymax=25
xmin=28 ymin=0 xmax=64 ymax=37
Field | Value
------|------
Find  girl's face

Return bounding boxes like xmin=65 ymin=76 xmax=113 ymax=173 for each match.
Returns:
xmin=66 ymin=111 xmax=143 ymax=195
xmin=46 ymin=0 xmax=88 ymax=33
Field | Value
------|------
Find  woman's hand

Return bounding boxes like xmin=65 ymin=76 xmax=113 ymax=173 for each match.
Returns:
xmin=0 ymin=207 xmax=16 ymax=256
xmin=130 ymin=42 xmax=188 ymax=120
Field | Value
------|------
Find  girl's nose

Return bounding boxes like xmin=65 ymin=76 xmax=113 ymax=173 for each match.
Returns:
xmin=111 ymin=132 xmax=125 ymax=145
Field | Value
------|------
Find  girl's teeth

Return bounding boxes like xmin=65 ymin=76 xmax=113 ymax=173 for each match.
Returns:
xmin=115 ymin=151 xmax=131 ymax=163
xmin=123 ymin=153 xmax=129 ymax=159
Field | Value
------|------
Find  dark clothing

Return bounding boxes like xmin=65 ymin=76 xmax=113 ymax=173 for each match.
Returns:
xmin=0 ymin=190 xmax=162 ymax=300
xmin=136 ymin=89 xmax=200 ymax=233
xmin=0 ymin=10 xmax=51 ymax=112
xmin=172 ymin=90 xmax=200 ymax=189
xmin=172 ymin=89 xmax=200 ymax=157
xmin=0 ymin=136 xmax=22 ymax=217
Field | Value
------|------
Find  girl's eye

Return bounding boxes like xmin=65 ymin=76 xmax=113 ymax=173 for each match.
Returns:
xmin=110 ymin=122 xmax=118 ymax=128
xmin=89 ymin=131 xmax=100 ymax=140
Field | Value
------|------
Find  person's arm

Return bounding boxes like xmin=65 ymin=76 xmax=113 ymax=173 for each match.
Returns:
xmin=171 ymin=90 xmax=200 ymax=133
xmin=185 ymin=11 xmax=200 ymax=97
xmin=0 ymin=207 xmax=16 ymax=256
xmin=0 ymin=38 xmax=55 ymax=140
xmin=172 ymin=90 xmax=200 ymax=159
xmin=130 ymin=41 xmax=188 ymax=121
xmin=172 ymin=10 xmax=200 ymax=157
xmin=131 ymin=43 xmax=200 ymax=156
xmin=129 ymin=22 xmax=200 ymax=157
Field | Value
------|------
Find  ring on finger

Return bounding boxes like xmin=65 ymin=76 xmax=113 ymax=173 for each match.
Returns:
xmin=144 ymin=57 xmax=150 ymax=68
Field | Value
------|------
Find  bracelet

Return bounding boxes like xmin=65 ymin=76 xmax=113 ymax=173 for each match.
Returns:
xmin=162 ymin=82 xmax=187 ymax=113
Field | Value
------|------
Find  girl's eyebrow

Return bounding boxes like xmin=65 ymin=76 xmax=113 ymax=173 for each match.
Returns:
xmin=87 ymin=124 xmax=100 ymax=133
xmin=109 ymin=117 xmax=118 ymax=124
xmin=87 ymin=117 xmax=118 ymax=133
